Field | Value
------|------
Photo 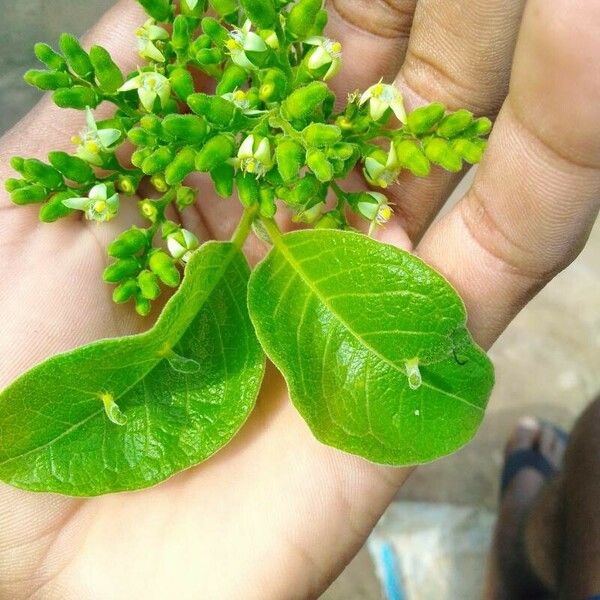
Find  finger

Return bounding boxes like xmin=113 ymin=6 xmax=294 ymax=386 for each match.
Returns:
xmin=417 ymin=0 xmax=600 ymax=350
xmin=387 ymin=0 xmax=526 ymax=242
xmin=325 ymin=0 xmax=417 ymax=96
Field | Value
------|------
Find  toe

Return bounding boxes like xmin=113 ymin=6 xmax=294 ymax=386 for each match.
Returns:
xmin=506 ymin=416 xmax=541 ymax=456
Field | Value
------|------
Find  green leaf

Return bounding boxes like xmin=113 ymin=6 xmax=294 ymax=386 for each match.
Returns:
xmin=0 ymin=242 xmax=264 ymax=496
xmin=247 ymin=229 xmax=494 ymax=465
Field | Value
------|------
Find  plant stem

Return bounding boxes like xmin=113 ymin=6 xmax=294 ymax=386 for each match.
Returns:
xmin=231 ymin=205 xmax=259 ymax=249
xmin=259 ymin=216 xmax=283 ymax=245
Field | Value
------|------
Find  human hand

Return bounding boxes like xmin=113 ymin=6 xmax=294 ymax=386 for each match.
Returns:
xmin=1 ymin=0 xmax=598 ymax=598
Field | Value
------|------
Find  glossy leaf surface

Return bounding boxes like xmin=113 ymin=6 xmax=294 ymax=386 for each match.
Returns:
xmin=0 ymin=242 xmax=264 ymax=496
xmin=248 ymin=230 xmax=494 ymax=465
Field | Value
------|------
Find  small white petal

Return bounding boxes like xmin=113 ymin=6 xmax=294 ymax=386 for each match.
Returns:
xmin=390 ymin=97 xmax=407 ymax=123
xmin=364 ymin=157 xmax=382 ymax=179
xmin=97 ymin=128 xmax=121 ymax=148
xmin=304 ymin=36 xmax=323 ymax=46
xmin=359 ymin=88 xmax=372 ymax=106
xmin=118 ymin=76 xmax=142 ymax=92
xmin=369 ymin=97 xmax=388 ymax=121
xmin=89 ymin=183 xmax=108 ymax=201
xmin=308 ymin=46 xmax=330 ymax=70
xmin=85 ymin=107 xmax=97 ymax=132
xmin=62 ymin=196 xmax=90 ymax=210
xmin=238 ymin=135 xmax=255 ymax=159
xmin=148 ymin=25 xmax=169 ymax=40
xmin=243 ymin=32 xmax=267 ymax=52
xmin=106 ymin=193 xmax=120 ymax=211
xmin=231 ymin=51 xmax=255 ymax=70
xmin=138 ymin=87 xmax=157 ymax=112
xmin=141 ymin=41 xmax=166 ymax=63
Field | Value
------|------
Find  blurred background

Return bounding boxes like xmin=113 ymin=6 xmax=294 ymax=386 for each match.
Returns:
xmin=1 ymin=1 xmax=599 ymax=597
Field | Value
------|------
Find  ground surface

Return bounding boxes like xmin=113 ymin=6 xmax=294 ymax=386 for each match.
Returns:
xmin=2 ymin=2 xmax=599 ymax=597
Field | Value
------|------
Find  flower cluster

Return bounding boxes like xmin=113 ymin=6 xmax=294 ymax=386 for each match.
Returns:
xmin=6 ymin=0 xmax=491 ymax=315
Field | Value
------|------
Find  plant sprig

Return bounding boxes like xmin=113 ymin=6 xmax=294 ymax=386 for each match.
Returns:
xmin=0 ymin=0 xmax=495 ymax=496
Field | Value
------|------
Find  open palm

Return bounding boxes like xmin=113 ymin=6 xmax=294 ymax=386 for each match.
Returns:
xmin=1 ymin=1 xmax=599 ymax=598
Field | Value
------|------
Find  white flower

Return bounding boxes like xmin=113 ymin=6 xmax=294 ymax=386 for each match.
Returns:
xmin=62 ymin=183 xmax=119 ymax=222
xmin=118 ymin=70 xmax=171 ymax=112
xmin=359 ymin=80 xmax=407 ymax=123
xmin=136 ymin=19 xmax=169 ymax=63
xmin=305 ymin=37 xmax=342 ymax=81
xmin=71 ymin=107 xmax=121 ymax=166
xmin=167 ymin=228 xmax=199 ymax=263
xmin=235 ymin=134 xmax=273 ymax=177
xmin=225 ymin=20 xmax=267 ymax=70
xmin=363 ymin=146 xmax=400 ymax=188
xmin=183 ymin=0 xmax=199 ymax=9
xmin=356 ymin=192 xmax=394 ymax=235
xmin=221 ymin=89 xmax=265 ymax=115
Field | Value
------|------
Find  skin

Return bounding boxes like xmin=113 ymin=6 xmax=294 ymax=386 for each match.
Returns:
xmin=0 ymin=0 xmax=599 ymax=598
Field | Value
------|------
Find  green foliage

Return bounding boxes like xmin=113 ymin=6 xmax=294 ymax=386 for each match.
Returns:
xmin=248 ymin=229 xmax=494 ymax=464
xmin=1 ymin=0 xmax=496 ymax=494
xmin=0 ymin=242 xmax=264 ymax=495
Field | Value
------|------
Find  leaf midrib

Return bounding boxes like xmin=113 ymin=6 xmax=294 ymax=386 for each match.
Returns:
xmin=273 ymin=234 xmax=482 ymax=412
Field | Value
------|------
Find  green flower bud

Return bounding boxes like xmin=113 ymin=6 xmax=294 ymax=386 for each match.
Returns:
xmin=191 ymin=34 xmax=212 ymax=54
xmin=276 ymin=138 xmax=305 ymax=183
xmin=23 ymin=159 xmax=64 ymax=190
xmin=306 ymin=148 xmax=333 ymax=182
xmin=437 ymin=109 xmax=474 ymax=138
xmin=150 ymin=174 xmax=169 ymax=193
xmin=216 ymin=64 xmax=248 ymax=95
xmin=59 ymin=33 xmax=94 ymax=80
xmin=196 ymin=48 xmax=224 ymax=65
xmin=463 ymin=117 xmax=492 ymax=138
xmin=314 ymin=210 xmax=343 ymax=230
xmin=138 ymin=270 xmax=161 ymax=300
xmin=162 ymin=114 xmax=208 ymax=143
xmin=424 ymin=138 xmax=463 ymax=172
xmin=39 ymin=190 xmax=77 ymax=222
xmin=209 ymin=0 xmax=237 ymax=17
xmin=309 ymin=9 xmax=328 ymax=36
xmin=195 ymin=134 xmax=236 ymax=171
xmin=135 ymin=296 xmax=152 ymax=317
xmin=34 ymin=43 xmax=65 ymax=70
xmin=138 ymin=0 xmax=172 ymax=22
xmin=235 ymin=172 xmax=260 ymax=207
xmin=452 ymin=138 xmax=486 ymax=165
xmin=140 ymin=114 xmax=163 ymax=134
xmin=201 ymin=17 xmax=229 ymax=44
xmin=103 ymin=258 xmax=141 ymax=283
xmin=258 ymin=186 xmax=276 ymax=218
xmin=149 ymin=251 xmax=180 ymax=287
xmin=53 ymin=86 xmax=99 ymax=110
xmin=24 ymin=69 xmax=72 ymax=91
xmin=89 ymin=45 xmax=124 ymax=93
xmin=112 ymin=279 xmax=139 ymax=304
xmin=282 ymin=81 xmax=329 ymax=121
xmin=48 ymin=151 xmax=94 ymax=184
xmin=11 ymin=185 xmax=48 ymax=205
xmin=10 ymin=157 xmax=26 ymax=175
xmin=127 ymin=127 xmax=158 ymax=146
xmin=139 ymin=199 xmax=159 ymax=222
xmin=287 ymin=0 xmax=323 ymax=39
xmin=394 ymin=139 xmax=431 ymax=177
xmin=302 ymin=123 xmax=341 ymax=147
xmin=407 ymin=102 xmax=446 ymax=135
xmin=165 ymin=146 xmax=196 ymax=185
xmin=169 ymin=66 xmax=195 ymax=101
xmin=142 ymin=146 xmax=174 ymax=175
xmin=210 ymin=163 xmax=235 ymax=198
xmin=286 ymin=173 xmax=321 ymax=207
xmin=108 ymin=227 xmax=148 ymax=258
xmin=259 ymin=68 xmax=288 ymax=102
xmin=327 ymin=142 xmax=356 ymax=161
xmin=117 ymin=174 xmax=140 ymax=195
xmin=131 ymin=147 xmax=153 ymax=168
xmin=4 ymin=178 xmax=27 ymax=192
xmin=181 ymin=0 xmax=207 ymax=16
xmin=176 ymin=186 xmax=197 ymax=210
xmin=240 ymin=0 xmax=277 ymax=28
xmin=172 ymin=15 xmax=190 ymax=51
xmin=188 ymin=93 xmax=239 ymax=127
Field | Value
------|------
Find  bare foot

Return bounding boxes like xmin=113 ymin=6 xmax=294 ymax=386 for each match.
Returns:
xmin=484 ymin=418 xmax=567 ymax=600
